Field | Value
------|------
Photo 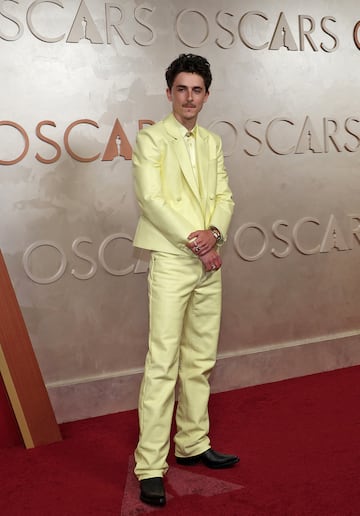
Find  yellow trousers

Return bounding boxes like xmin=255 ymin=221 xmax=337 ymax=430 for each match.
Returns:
xmin=134 ymin=252 xmax=222 ymax=480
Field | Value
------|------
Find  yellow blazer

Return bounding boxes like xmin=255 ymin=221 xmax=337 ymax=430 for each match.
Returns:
xmin=132 ymin=113 xmax=234 ymax=255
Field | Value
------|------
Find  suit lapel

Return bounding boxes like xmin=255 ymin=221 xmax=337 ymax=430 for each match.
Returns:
xmin=196 ymin=127 xmax=209 ymax=204
xmin=164 ymin=115 xmax=202 ymax=202
xmin=195 ymin=126 xmax=212 ymax=224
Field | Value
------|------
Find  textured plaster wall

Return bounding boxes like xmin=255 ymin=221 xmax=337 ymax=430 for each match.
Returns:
xmin=1 ymin=0 xmax=360 ymax=421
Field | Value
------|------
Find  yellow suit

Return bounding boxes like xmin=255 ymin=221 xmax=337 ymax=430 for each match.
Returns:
xmin=133 ymin=113 xmax=234 ymax=480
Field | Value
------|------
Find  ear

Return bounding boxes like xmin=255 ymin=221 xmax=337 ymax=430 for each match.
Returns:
xmin=204 ymin=90 xmax=210 ymax=103
xmin=166 ymin=88 xmax=172 ymax=102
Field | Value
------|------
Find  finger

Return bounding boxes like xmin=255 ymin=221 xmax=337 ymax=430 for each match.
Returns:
xmin=187 ymin=231 xmax=199 ymax=241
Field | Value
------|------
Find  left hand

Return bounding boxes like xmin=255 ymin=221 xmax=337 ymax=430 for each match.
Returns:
xmin=187 ymin=229 xmax=216 ymax=257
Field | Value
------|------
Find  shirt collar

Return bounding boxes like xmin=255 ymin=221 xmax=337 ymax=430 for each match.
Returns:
xmin=172 ymin=116 xmax=197 ymax=139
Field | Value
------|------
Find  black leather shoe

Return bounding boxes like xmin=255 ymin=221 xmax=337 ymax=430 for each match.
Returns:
xmin=140 ymin=477 xmax=166 ymax=507
xmin=176 ymin=448 xmax=240 ymax=469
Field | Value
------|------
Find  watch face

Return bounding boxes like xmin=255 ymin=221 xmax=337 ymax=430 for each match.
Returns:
xmin=212 ymin=229 xmax=220 ymax=240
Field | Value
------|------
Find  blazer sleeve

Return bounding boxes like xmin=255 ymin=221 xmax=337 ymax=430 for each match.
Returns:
xmin=208 ymin=134 xmax=235 ymax=242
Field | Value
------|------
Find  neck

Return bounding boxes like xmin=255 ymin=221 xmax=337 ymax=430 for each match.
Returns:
xmin=173 ymin=112 xmax=196 ymax=132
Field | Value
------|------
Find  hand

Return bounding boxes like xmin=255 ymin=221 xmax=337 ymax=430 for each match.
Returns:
xmin=198 ymin=249 xmax=222 ymax=272
xmin=187 ymin=229 xmax=216 ymax=257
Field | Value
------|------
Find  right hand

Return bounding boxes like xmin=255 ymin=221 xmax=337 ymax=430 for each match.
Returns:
xmin=199 ymin=249 xmax=222 ymax=272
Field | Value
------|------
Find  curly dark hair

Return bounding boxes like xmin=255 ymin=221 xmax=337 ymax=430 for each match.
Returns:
xmin=165 ymin=54 xmax=212 ymax=92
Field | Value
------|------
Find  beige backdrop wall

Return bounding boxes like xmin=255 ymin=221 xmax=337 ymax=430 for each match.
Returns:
xmin=1 ymin=0 xmax=360 ymax=422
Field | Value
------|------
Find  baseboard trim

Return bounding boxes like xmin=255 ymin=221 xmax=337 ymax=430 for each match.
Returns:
xmin=47 ymin=331 xmax=360 ymax=423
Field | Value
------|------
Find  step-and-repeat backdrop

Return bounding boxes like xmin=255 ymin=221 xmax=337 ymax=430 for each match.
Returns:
xmin=2 ymin=0 xmax=360 ymax=421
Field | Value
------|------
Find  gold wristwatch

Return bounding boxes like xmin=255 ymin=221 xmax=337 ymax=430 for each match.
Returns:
xmin=210 ymin=226 xmax=222 ymax=243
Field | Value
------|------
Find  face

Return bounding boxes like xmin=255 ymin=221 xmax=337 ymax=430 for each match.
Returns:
xmin=166 ymin=72 xmax=209 ymax=129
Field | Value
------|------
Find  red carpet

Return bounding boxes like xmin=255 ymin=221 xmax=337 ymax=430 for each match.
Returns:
xmin=1 ymin=366 xmax=360 ymax=515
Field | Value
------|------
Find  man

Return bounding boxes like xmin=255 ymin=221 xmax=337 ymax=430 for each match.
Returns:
xmin=132 ymin=54 xmax=238 ymax=507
